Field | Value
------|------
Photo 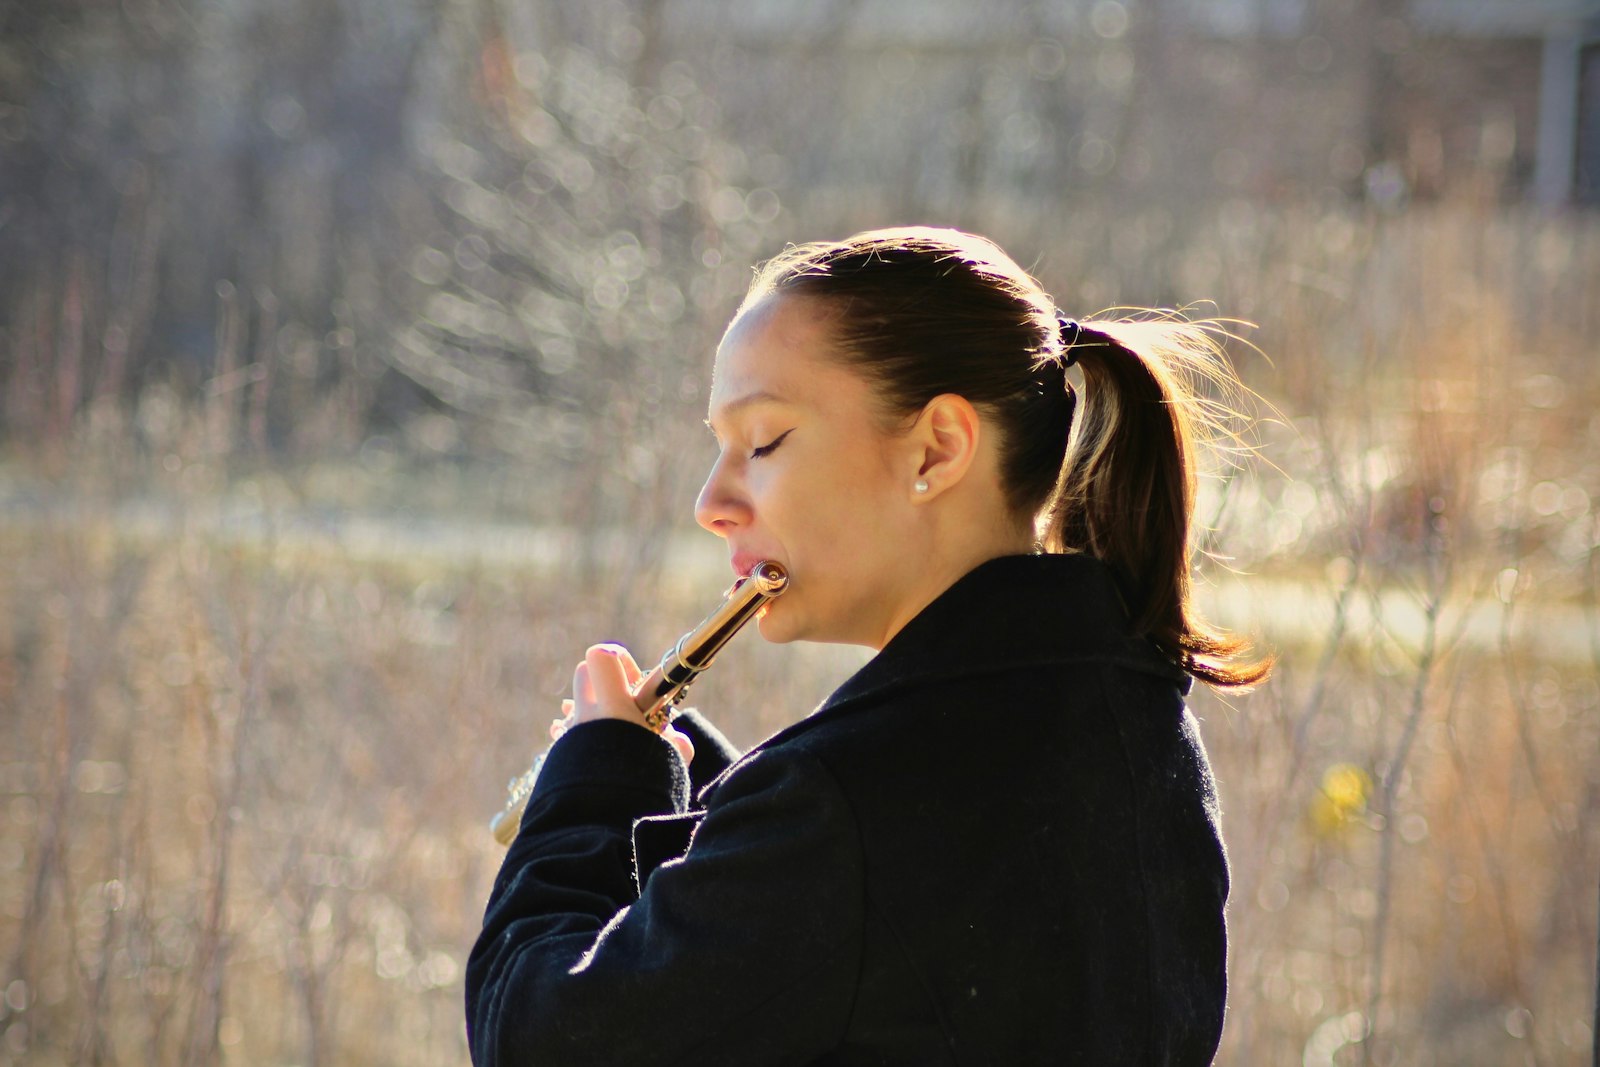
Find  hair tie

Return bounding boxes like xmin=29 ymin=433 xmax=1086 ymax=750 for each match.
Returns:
xmin=1056 ymin=315 xmax=1081 ymax=368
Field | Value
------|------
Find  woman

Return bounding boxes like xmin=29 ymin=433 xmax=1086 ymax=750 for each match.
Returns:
xmin=467 ymin=227 xmax=1270 ymax=1066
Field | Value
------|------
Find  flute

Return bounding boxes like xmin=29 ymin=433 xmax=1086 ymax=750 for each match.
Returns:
xmin=489 ymin=560 xmax=789 ymax=846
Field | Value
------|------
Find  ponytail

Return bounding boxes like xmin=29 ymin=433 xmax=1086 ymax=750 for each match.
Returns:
xmin=1043 ymin=318 xmax=1272 ymax=689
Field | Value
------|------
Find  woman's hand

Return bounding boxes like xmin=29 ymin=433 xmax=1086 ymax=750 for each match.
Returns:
xmin=550 ymin=643 xmax=695 ymax=765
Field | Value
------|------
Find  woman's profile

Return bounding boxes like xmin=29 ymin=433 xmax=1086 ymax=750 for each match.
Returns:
xmin=467 ymin=226 xmax=1270 ymax=1066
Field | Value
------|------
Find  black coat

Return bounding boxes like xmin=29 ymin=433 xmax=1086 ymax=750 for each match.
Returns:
xmin=467 ymin=554 xmax=1229 ymax=1066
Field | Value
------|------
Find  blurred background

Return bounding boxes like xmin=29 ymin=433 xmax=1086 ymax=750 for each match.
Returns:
xmin=2 ymin=0 xmax=1599 ymax=1063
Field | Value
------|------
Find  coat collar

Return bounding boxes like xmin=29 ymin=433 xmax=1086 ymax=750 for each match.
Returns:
xmin=816 ymin=553 xmax=1189 ymax=715
xmin=698 ymin=554 xmax=1191 ymax=803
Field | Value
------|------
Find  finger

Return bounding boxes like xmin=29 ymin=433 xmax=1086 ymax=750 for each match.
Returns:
xmin=598 ymin=642 xmax=644 ymax=690
xmin=549 ymin=699 xmax=574 ymax=741
xmin=584 ymin=644 xmax=636 ymax=715
xmin=571 ymin=660 xmax=594 ymax=710
xmin=663 ymin=724 xmax=695 ymax=766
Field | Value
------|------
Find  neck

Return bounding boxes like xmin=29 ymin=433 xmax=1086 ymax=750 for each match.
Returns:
xmin=869 ymin=506 xmax=1033 ymax=651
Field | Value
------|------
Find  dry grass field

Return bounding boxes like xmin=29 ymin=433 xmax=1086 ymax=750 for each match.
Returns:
xmin=2 ymin=202 xmax=1598 ymax=1066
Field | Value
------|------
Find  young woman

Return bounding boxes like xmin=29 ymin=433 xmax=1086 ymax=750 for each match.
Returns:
xmin=467 ymin=227 xmax=1270 ymax=1066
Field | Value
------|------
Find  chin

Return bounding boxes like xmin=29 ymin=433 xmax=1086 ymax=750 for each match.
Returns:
xmin=754 ymin=608 xmax=803 ymax=645
xmin=756 ymin=600 xmax=865 ymax=647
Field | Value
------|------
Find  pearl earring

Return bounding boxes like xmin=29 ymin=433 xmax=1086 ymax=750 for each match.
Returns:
xmin=914 ymin=479 xmax=929 ymax=494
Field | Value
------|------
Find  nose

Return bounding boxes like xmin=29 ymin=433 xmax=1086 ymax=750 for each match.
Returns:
xmin=694 ymin=453 xmax=751 ymax=537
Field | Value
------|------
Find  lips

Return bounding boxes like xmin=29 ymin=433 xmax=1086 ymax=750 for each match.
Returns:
xmin=731 ymin=553 xmax=780 ymax=580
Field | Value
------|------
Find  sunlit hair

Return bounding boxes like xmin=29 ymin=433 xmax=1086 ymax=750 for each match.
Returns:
xmin=739 ymin=226 xmax=1272 ymax=689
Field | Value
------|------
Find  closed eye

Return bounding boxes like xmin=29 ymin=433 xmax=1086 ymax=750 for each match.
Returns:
xmin=751 ymin=428 xmax=795 ymax=459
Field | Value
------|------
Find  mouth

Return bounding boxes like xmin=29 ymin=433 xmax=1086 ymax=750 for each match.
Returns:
xmin=731 ymin=553 xmax=777 ymax=580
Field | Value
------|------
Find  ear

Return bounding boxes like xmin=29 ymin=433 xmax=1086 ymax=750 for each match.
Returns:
xmin=907 ymin=394 xmax=981 ymax=500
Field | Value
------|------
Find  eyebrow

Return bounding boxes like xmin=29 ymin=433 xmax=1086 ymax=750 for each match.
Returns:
xmin=704 ymin=389 xmax=790 ymax=432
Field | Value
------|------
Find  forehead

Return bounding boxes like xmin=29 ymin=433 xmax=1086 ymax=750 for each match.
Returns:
xmin=708 ymin=295 xmax=857 ymax=414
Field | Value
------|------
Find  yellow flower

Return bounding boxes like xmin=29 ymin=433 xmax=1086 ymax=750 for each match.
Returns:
xmin=1310 ymin=763 xmax=1372 ymax=837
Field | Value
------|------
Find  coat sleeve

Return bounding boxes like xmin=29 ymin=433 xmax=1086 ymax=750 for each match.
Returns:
xmin=669 ymin=707 xmax=744 ymax=795
xmin=466 ymin=720 xmax=864 ymax=1067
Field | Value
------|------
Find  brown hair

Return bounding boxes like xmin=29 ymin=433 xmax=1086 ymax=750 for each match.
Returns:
xmin=740 ymin=226 xmax=1271 ymax=689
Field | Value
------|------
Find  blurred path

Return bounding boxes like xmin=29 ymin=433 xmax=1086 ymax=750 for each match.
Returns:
xmin=2 ymin=478 xmax=1592 ymax=666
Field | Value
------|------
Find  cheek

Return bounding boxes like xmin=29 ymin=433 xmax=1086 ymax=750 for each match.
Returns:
xmin=756 ymin=464 xmax=827 ymax=541
xmin=794 ymin=452 xmax=904 ymax=551
xmin=741 ymin=467 xmax=832 ymax=571
xmin=749 ymin=424 xmax=906 ymax=552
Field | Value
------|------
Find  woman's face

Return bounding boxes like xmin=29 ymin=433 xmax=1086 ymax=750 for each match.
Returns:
xmin=696 ymin=294 xmax=925 ymax=648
